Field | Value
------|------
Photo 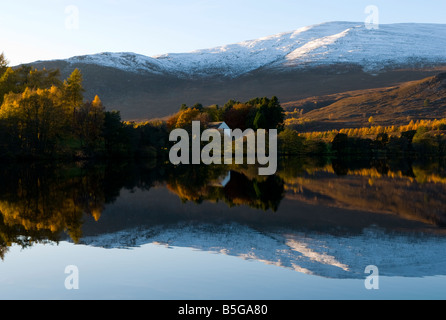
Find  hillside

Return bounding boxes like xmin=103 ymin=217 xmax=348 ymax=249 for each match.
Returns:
xmin=284 ymin=72 xmax=446 ymax=131
xmin=22 ymin=21 xmax=446 ymax=121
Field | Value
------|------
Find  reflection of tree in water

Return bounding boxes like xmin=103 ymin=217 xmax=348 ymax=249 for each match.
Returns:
xmin=0 ymin=163 xmax=102 ymax=258
xmin=0 ymin=160 xmax=169 ymax=258
xmin=165 ymin=165 xmax=227 ymax=204
xmin=222 ymin=171 xmax=284 ymax=212
xmin=165 ymin=165 xmax=285 ymax=212
xmin=0 ymin=162 xmax=140 ymax=258
xmin=279 ymin=157 xmax=446 ymax=227
xmin=0 ymin=161 xmax=286 ymax=258
xmin=1 ymin=157 xmax=446 ymax=259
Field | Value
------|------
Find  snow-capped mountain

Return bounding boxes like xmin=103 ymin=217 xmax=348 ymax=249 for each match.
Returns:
xmin=26 ymin=21 xmax=446 ymax=120
xmin=64 ymin=21 xmax=446 ymax=78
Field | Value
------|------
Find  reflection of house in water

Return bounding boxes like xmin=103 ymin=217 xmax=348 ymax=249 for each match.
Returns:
xmin=210 ymin=171 xmax=231 ymax=188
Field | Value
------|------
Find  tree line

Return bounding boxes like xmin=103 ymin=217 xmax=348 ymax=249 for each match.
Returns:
xmin=1 ymin=53 xmax=288 ymax=161
xmin=167 ymin=96 xmax=285 ymax=132
xmin=278 ymin=124 xmax=446 ymax=158
xmin=2 ymin=51 xmax=444 ymax=161
xmin=0 ymin=53 xmax=168 ymax=160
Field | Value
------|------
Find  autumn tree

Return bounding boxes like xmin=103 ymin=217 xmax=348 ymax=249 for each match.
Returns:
xmin=0 ymin=53 xmax=60 ymax=106
xmin=174 ymin=108 xmax=201 ymax=131
xmin=224 ymin=103 xmax=254 ymax=130
xmin=0 ymin=52 xmax=8 ymax=76
xmin=24 ymin=67 xmax=62 ymax=90
xmin=0 ymin=87 xmax=68 ymax=156
xmin=73 ymin=95 xmax=105 ymax=153
xmin=63 ymin=68 xmax=84 ymax=110
xmin=0 ymin=67 xmax=15 ymax=105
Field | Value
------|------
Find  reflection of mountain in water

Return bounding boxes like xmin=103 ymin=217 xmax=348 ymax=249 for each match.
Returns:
xmin=79 ymin=222 xmax=446 ymax=279
xmin=1 ymin=157 xmax=446 ymax=279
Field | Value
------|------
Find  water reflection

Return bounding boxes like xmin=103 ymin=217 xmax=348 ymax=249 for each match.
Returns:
xmin=1 ymin=157 xmax=446 ymax=279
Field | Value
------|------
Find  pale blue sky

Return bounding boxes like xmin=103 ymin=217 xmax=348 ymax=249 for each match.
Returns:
xmin=1 ymin=0 xmax=445 ymax=66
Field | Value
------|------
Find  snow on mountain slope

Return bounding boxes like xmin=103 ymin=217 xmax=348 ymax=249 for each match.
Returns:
xmin=79 ymin=223 xmax=446 ymax=279
xmin=283 ymin=22 xmax=446 ymax=72
xmin=64 ymin=21 xmax=446 ymax=77
xmin=67 ymin=52 xmax=167 ymax=74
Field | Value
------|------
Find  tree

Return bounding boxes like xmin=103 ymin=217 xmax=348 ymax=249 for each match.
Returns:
xmin=0 ymin=87 xmax=67 ymax=156
xmin=245 ymin=96 xmax=284 ymax=130
xmin=166 ymin=113 xmax=180 ymax=131
xmin=224 ymin=103 xmax=253 ymax=130
xmin=203 ymin=104 xmax=223 ymax=122
xmin=253 ymin=110 xmax=267 ymax=129
xmin=0 ymin=67 xmax=15 ymax=105
xmin=192 ymin=103 xmax=203 ymax=111
xmin=223 ymin=99 xmax=238 ymax=111
xmin=265 ymin=96 xmax=285 ymax=131
xmin=0 ymin=52 xmax=8 ymax=76
xmin=278 ymin=128 xmax=304 ymax=155
xmin=73 ymin=98 xmax=105 ymax=153
xmin=375 ymin=132 xmax=389 ymax=149
xmin=25 ymin=67 xmax=61 ymax=90
xmin=63 ymin=68 xmax=84 ymax=110
xmin=92 ymin=95 xmax=102 ymax=108
xmin=331 ymin=133 xmax=350 ymax=155
xmin=103 ymin=111 xmax=131 ymax=156
xmin=175 ymin=108 xmax=201 ymax=131
xmin=0 ymin=62 xmax=62 ymax=106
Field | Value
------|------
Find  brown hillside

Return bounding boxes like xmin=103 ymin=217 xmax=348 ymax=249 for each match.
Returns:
xmin=284 ymin=72 xmax=446 ymax=131
xmin=26 ymin=60 xmax=446 ymax=121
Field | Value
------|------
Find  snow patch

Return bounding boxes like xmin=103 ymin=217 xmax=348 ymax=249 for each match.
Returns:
xmin=58 ymin=22 xmax=446 ymax=77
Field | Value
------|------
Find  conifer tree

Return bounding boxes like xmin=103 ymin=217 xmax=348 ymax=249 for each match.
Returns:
xmin=63 ymin=68 xmax=84 ymax=110
xmin=0 ymin=52 xmax=8 ymax=76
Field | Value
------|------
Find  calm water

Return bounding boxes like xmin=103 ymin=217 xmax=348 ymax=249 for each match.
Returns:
xmin=0 ymin=157 xmax=445 ymax=300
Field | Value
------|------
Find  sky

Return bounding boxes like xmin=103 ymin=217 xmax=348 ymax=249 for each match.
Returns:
xmin=1 ymin=0 xmax=445 ymax=66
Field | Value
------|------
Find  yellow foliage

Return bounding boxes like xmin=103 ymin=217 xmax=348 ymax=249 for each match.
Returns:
xmin=92 ymin=95 xmax=102 ymax=108
xmin=175 ymin=108 xmax=201 ymax=129
xmin=295 ymin=118 xmax=446 ymax=142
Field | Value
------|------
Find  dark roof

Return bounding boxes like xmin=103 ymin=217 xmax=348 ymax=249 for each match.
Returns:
xmin=208 ymin=122 xmax=229 ymax=129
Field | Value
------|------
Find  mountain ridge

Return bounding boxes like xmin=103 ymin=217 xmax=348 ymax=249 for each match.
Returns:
xmin=23 ymin=21 xmax=446 ymax=121
xmin=40 ymin=21 xmax=446 ymax=78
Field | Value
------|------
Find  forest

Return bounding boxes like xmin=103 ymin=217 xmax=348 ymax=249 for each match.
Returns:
xmin=0 ymin=53 xmax=168 ymax=159
xmin=1 ymin=52 xmax=446 ymax=161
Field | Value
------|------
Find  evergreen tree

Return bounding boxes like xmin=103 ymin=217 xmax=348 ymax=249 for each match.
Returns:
xmin=253 ymin=110 xmax=267 ymax=129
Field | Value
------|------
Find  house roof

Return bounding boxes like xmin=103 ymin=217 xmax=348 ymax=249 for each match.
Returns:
xmin=208 ymin=121 xmax=229 ymax=129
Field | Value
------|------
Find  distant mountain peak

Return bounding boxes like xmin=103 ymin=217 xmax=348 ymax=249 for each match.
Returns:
xmin=25 ymin=21 xmax=446 ymax=121
xmin=56 ymin=21 xmax=446 ymax=78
